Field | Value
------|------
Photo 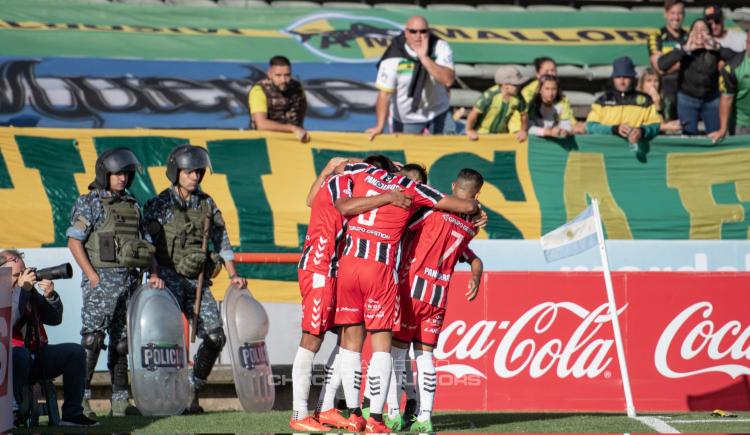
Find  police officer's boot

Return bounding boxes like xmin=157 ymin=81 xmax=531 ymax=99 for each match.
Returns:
xmin=108 ymin=343 xmax=141 ymax=417
xmin=184 ymin=328 xmax=225 ymax=414
xmin=82 ymin=334 xmax=104 ymax=419
xmin=184 ymin=373 xmax=206 ymax=415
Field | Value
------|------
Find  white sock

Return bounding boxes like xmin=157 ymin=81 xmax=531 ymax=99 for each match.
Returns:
xmin=415 ymin=349 xmax=436 ymax=422
xmin=403 ymin=350 xmax=419 ymax=404
xmin=292 ymin=347 xmax=315 ymax=420
xmin=367 ymin=351 xmax=392 ymax=416
xmin=339 ymin=347 xmax=362 ymax=409
xmin=387 ymin=347 xmax=408 ymax=415
xmin=317 ymin=346 xmax=341 ymax=412
xmin=335 ymin=384 xmax=346 ymax=404
xmin=363 ymin=366 xmax=371 ymax=402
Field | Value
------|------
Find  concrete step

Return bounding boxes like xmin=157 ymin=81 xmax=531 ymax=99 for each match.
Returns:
xmin=56 ymin=365 xmax=306 ymax=412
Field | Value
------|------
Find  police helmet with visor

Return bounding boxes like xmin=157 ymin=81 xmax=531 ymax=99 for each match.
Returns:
xmin=165 ymin=145 xmax=213 ymax=185
xmin=89 ymin=147 xmax=142 ymax=190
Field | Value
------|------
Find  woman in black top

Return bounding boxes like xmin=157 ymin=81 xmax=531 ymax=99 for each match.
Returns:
xmin=658 ymin=18 xmax=735 ymax=135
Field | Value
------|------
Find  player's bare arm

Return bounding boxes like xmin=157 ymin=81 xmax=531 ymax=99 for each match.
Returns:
xmin=435 ymin=196 xmax=479 ymax=215
xmin=334 ymin=190 xmax=412 ymax=216
xmin=471 ymin=208 xmax=488 ymax=228
xmin=466 ymin=256 xmax=483 ymax=301
xmin=306 ymin=157 xmax=350 ymax=207
xmin=331 ymin=157 xmax=364 ymax=176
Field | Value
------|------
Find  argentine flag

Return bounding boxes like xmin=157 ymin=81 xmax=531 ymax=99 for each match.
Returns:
xmin=540 ymin=205 xmax=599 ymax=262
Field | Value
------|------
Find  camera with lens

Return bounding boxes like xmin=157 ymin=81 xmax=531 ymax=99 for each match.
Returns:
xmin=29 ymin=263 xmax=73 ymax=281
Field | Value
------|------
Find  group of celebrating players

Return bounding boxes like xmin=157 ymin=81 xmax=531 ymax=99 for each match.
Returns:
xmin=291 ymin=154 xmax=486 ymax=433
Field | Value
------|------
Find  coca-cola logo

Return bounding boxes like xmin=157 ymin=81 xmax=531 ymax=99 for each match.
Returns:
xmin=435 ymin=302 xmax=626 ymax=379
xmin=655 ymin=301 xmax=750 ymax=379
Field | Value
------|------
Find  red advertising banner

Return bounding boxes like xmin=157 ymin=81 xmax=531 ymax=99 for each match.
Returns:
xmin=427 ymin=272 xmax=750 ymax=412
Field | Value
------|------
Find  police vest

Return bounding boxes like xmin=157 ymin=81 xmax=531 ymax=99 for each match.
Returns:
xmin=85 ymin=196 xmax=154 ymax=269
xmin=154 ymin=196 xmax=220 ymax=278
xmin=250 ymin=78 xmax=305 ymax=129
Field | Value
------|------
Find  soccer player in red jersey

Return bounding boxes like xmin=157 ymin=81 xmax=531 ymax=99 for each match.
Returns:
xmin=361 ymin=163 xmax=427 ymax=427
xmin=333 ymin=155 xmax=481 ymax=433
xmin=391 ymin=168 xmax=485 ymax=432
xmin=290 ymin=157 xmax=413 ymax=432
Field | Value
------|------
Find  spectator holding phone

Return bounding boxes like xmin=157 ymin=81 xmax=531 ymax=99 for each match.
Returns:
xmin=658 ymin=18 xmax=736 ymax=135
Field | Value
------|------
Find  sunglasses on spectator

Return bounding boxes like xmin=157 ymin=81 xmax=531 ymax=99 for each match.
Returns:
xmin=406 ymin=28 xmax=429 ymax=35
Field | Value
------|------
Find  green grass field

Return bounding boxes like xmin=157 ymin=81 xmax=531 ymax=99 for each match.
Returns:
xmin=12 ymin=410 xmax=750 ymax=433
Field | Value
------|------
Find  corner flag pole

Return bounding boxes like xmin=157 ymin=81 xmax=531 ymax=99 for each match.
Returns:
xmin=591 ymin=198 xmax=636 ymax=417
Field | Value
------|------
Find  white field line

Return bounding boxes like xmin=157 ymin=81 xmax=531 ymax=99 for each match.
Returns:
xmin=668 ymin=418 xmax=750 ymax=423
xmin=632 ymin=416 xmax=681 ymax=433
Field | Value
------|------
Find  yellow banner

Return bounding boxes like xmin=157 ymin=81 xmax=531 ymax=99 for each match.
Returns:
xmin=0 ymin=127 xmax=538 ymax=301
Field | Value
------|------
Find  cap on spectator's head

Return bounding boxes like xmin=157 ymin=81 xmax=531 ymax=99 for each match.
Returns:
xmin=494 ymin=65 xmax=527 ymax=85
xmin=611 ymin=56 xmax=637 ymax=78
xmin=703 ymin=4 xmax=723 ymax=21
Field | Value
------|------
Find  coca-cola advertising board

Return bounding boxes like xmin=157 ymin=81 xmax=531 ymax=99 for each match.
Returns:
xmin=429 ymin=272 xmax=750 ymax=412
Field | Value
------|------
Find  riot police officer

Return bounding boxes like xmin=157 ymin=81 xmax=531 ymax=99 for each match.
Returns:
xmin=144 ymin=145 xmax=247 ymax=414
xmin=67 ymin=147 xmax=164 ymax=417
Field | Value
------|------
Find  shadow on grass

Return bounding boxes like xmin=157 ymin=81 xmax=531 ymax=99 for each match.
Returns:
xmin=434 ymin=411 xmax=629 ymax=431
xmin=12 ymin=414 xmax=165 ymax=434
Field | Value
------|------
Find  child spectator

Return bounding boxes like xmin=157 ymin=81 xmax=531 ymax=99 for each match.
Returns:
xmin=526 ymin=75 xmax=575 ymax=138
xmin=518 ymin=57 xmax=581 ymax=134
xmin=466 ymin=66 xmax=529 ymax=142
xmin=637 ymin=68 xmax=682 ymax=132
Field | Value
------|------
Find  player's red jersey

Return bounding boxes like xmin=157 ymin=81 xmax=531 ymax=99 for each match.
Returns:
xmin=339 ymin=163 xmax=444 ymax=267
xmin=404 ymin=208 xmax=478 ymax=308
xmin=298 ymin=174 xmax=348 ymax=277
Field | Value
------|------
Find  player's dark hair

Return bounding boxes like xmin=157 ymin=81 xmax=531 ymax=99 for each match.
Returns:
xmin=401 ymin=163 xmax=428 ymax=183
xmin=364 ymin=154 xmax=397 ymax=173
xmin=533 ymin=57 xmax=556 ymax=73
xmin=664 ymin=0 xmax=684 ymax=11
xmin=456 ymin=168 xmax=484 ymax=190
xmin=269 ymin=55 xmax=291 ymax=67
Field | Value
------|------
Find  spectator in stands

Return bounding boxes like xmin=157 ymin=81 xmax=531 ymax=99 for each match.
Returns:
xmin=711 ymin=31 xmax=750 ymax=141
xmin=5 ymin=250 xmax=97 ymax=427
xmin=465 ymin=66 xmax=528 ymax=142
xmin=586 ymin=57 xmax=661 ymax=149
xmin=248 ymin=55 xmax=309 ymax=142
xmin=647 ymin=0 xmax=687 ymax=122
xmin=658 ymin=18 xmax=736 ymax=135
xmin=704 ymin=5 xmax=747 ymax=53
xmin=367 ymin=16 xmax=455 ymax=140
xmin=526 ymin=75 xmax=574 ymax=138
xmin=518 ymin=57 xmax=583 ymax=135
xmin=637 ymin=68 xmax=682 ymax=133
xmin=521 ymin=57 xmax=557 ymax=103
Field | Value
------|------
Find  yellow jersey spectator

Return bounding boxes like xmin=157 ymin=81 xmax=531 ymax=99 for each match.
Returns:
xmin=586 ymin=57 xmax=661 ymax=150
xmin=248 ymin=55 xmax=309 ymax=142
xmin=466 ymin=66 xmax=529 ymax=142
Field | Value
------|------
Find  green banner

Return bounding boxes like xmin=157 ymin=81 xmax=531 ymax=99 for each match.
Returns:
xmin=529 ymin=135 xmax=750 ymax=241
xmin=0 ymin=0 xmax=708 ymax=66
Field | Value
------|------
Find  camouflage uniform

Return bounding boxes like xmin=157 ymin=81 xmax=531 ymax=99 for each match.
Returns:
xmin=143 ymin=187 xmax=234 ymax=389
xmin=66 ymin=189 xmax=144 ymax=401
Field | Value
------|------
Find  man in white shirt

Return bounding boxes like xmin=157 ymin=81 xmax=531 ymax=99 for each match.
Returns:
xmin=367 ymin=16 xmax=455 ymax=140
xmin=704 ymin=5 xmax=746 ymax=53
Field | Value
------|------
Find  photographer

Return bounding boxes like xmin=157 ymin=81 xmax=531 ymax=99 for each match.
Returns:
xmin=4 ymin=250 xmax=97 ymax=427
